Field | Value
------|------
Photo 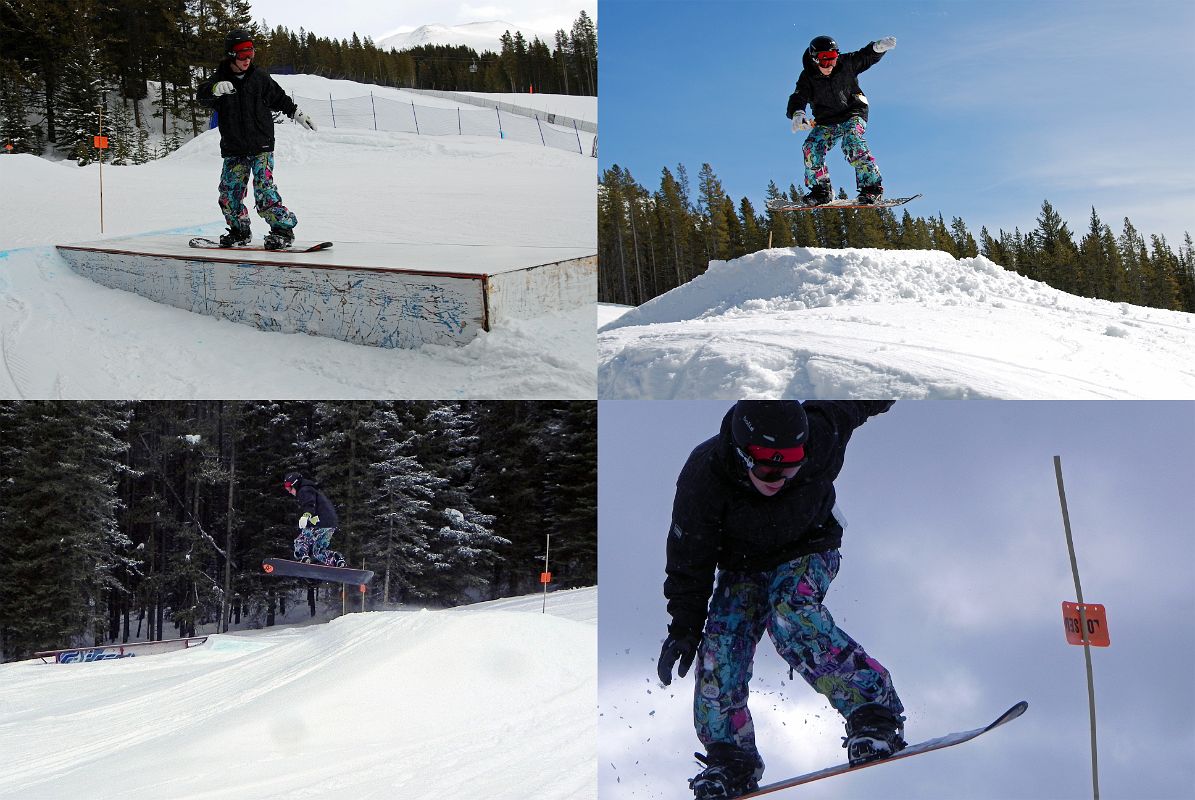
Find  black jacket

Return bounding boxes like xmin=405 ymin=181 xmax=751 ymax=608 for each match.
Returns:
xmin=197 ymin=61 xmax=297 ymax=158
xmin=786 ymin=43 xmax=886 ymax=126
xmin=663 ymin=401 xmax=892 ymax=639
xmin=293 ymin=479 xmax=338 ymax=529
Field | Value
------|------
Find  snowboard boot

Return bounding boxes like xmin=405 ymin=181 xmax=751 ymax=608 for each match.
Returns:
xmin=263 ymin=226 xmax=295 ymax=251
xmin=803 ymin=183 xmax=832 ymax=207
xmin=843 ymin=703 xmax=907 ymax=766
xmin=218 ymin=225 xmax=251 ymax=247
xmin=856 ymin=185 xmax=884 ymax=205
xmin=689 ymin=743 xmax=762 ymax=799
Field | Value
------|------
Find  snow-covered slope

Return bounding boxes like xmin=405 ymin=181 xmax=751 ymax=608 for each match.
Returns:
xmin=0 ymin=77 xmax=597 ymax=400
xmin=598 ymin=247 xmax=1195 ymax=399
xmin=377 ymin=21 xmax=550 ymax=54
xmin=0 ymin=587 xmax=596 ymax=799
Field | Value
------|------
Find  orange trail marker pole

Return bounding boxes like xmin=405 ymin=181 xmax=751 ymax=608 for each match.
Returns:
xmin=95 ymin=105 xmax=106 ymax=233
xmin=541 ymin=534 xmax=551 ymax=613
xmin=1054 ymin=455 xmax=1099 ymax=800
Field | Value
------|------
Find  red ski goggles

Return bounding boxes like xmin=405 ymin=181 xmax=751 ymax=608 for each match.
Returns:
xmin=231 ymin=44 xmax=255 ymax=60
xmin=815 ymin=51 xmax=839 ymax=67
xmin=740 ymin=444 xmax=806 ymax=482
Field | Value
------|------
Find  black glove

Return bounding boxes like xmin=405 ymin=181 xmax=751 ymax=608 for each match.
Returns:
xmin=657 ymin=633 xmax=700 ymax=686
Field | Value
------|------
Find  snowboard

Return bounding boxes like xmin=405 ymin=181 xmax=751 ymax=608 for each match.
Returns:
xmin=188 ymin=237 xmax=333 ymax=252
xmin=262 ymin=557 xmax=374 ymax=585
xmin=733 ymin=700 xmax=1028 ymax=798
xmin=766 ymin=194 xmax=921 ymax=212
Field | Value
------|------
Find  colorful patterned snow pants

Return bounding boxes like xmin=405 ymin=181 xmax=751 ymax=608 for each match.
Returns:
xmin=694 ymin=550 xmax=903 ymax=765
xmin=293 ymin=527 xmax=340 ymax=565
xmin=218 ymin=152 xmax=297 ymax=232
xmin=802 ymin=116 xmax=882 ymax=193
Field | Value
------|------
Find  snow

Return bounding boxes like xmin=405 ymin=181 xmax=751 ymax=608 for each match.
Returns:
xmin=0 ymin=78 xmax=597 ymax=399
xmin=598 ymin=247 xmax=1195 ymax=399
xmin=0 ymin=587 xmax=596 ymax=799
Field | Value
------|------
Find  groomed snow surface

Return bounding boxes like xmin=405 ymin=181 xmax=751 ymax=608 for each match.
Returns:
xmin=0 ymin=77 xmax=596 ymax=399
xmin=598 ymin=247 xmax=1195 ymax=399
xmin=0 ymin=587 xmax=596 ymax=800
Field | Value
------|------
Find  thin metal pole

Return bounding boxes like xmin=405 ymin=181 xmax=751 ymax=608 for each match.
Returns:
xmin=542 ymin=534 xmax=550 ymax=614
xmin=97 ymin=104 xmax=104 ymax=233
xmin=1054 ymin=456 xmax=1099 ymax=800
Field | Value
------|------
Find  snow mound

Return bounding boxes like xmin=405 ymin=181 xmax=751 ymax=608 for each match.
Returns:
xmin=598 ymin=247 xmax=1195 ymax=399
xmin=601 ymin=247 xmax=1078 ymax=332
xmin=0 ymin=588 xmax=596 ymax=799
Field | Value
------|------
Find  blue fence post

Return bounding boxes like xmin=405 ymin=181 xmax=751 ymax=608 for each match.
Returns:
xmin=496 ymin=108 xmax=503 ymax=139
xmin=458 ymin=107 xmax=462 ymax=136
xmin=411 ymin=101 xmax=419 ymax=135
xmin=371 ymin=93 xmax=377 ymax=130
xmin=573 ymin=121 xmax=582 ymax=154
xmin=535 ymin=115 xmax=546 ymax=147
xmin=328 ymin=94 xmax=336 ymax=128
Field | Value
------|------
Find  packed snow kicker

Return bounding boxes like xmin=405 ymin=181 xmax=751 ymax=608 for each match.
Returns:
xmin=598 ymin=247 xmax=1195 ymax=399
xmin=0 ymin=588 xmax=596 ymax=800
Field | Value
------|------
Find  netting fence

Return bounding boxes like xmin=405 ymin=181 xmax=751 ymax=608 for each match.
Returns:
xmin=291 ymin=92 xmax=596 ymax=157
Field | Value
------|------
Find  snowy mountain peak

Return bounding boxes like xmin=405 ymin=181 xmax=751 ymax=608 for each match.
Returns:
xmin=376 ymin=21 xmax=550 ymax=54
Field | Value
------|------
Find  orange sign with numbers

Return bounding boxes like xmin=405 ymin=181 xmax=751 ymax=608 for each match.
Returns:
xmin=1061 ymin=602 xmax=1109 ymax=646
xmin=93 ymin=136 xmax=109 ymax=149
xmin=540 ymin=572 xmax=552 ymax=584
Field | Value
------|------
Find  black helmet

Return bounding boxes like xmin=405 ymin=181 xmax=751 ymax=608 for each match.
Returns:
xmin=283 ymin=472 xmax=302 ymax=491
xmin=808 ymin=35 xmax=839 ymax=59
xmin=731 ymin=401 xmax=809 ymax=467
xmin=224 ymin=29 xmax=254 ymax=58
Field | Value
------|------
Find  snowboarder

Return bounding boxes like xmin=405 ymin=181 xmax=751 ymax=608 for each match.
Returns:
xmin=282 ymin=472 xmax=346 ymax=568
xmin=197 ymin=29 xmax=317 ymax=250
xmin=657 ymin=400 xmax=906 ymax=799
xmin=785 ymin=35 xmax=897 ymax=206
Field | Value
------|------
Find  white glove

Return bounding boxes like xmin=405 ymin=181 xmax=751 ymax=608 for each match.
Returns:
xmin=298 ymin=512 xmax=313 ymax=530
xmin=873 ymin=36 xmax=896 ymax=53
xmin=293 ymin=109 xmax=317 ymax=131
xmin=791 ymin=110 xmax=813 ymax=133
xmin=212 ymin=81 xmax=235 ymax=97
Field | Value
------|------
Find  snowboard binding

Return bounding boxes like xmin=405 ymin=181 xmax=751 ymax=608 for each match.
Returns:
xmin=843 ymin=703 xmax=907 ymax=767
xmin=689 ymin=743 xmax=762 ymax=799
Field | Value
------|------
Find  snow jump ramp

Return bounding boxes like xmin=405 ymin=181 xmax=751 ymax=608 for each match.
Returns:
xmin=56 ymin=235 xmax=596 ymax=349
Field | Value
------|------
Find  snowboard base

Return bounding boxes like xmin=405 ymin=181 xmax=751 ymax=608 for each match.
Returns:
xmin=767 ymin=194 xmax=921 ymax=212
xmin=188 ymin=237 xmax=333 ymax=253
xmin=735 ymin=700 xmax=1028 ymax=798
xmin=262 ymin=557 xmax=373 ymax=585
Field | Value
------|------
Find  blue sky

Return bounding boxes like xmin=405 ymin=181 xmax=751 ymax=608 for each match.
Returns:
xmin=598 ymin=400 xmax=1195 ymax=799
xmin=599 ymin=0 xmax=1195 ymax=246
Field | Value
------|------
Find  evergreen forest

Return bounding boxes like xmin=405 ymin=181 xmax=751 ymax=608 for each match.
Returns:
xmin=0 ymin=400 xmax=597 ymax=662
xmin=0 ymin=0 xmax=597 ymax=162
xmin=599 ymin=163 xmax=1195 ymax=315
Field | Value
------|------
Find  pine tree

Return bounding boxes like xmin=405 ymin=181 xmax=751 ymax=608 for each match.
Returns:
xmin=697 ymin=163 xmax=732 ymax=261
xmin=420 ymin=403 xmax=506 ymax=603
xmin=570 ymin=10 xmax=597 ymax=96
xmin=55 ymin=1 xmax=105 ymax=164
xmin=363 ymin=402 xmax=440 ymax=603
xmin=0 ymin=402 xmax=132 ymax=658
xmin=763 ymin=181 xmax=795 ymax=249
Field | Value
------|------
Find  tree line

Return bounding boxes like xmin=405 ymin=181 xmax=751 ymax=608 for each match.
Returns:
xmin=599 ymin=162 xmax=1195 ymax=315
xmin=0 ymin=0 xmax=596 ymax=163
xmin=0 ymin=401 xmax=597 ymax=663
